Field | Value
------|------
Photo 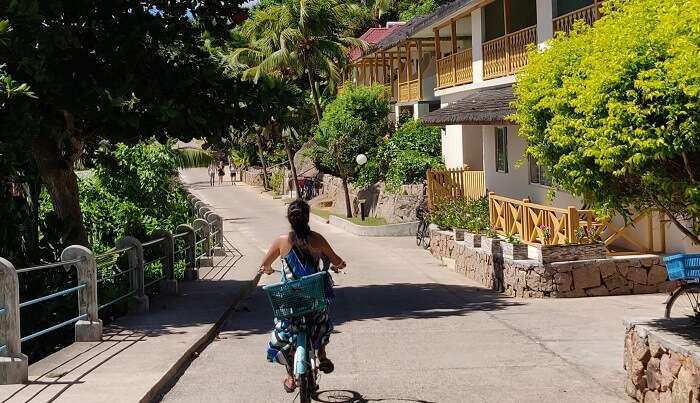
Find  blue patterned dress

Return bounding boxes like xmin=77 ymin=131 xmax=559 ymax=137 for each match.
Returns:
xmin=266 ymin=248 xmax=334 ymax=369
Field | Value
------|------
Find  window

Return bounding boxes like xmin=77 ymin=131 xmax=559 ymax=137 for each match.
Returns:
xmin=529 ymin=155 xmax=553 ymax=186
xmin=495 ymin=127 xmax=508 ymax=173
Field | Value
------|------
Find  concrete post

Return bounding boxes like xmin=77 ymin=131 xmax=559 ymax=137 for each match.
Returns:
xmin=151 ymin=230 xmax=178 ymax=295
xmin=0 ymin=258 xmax=28 ymax=384
xmin=116 ymin=236 xmax=149 ymax=314
xmin=471 ymin=8 xmax=484 ymax=83
xmin=193 ymin=218 xmax=213 ymax=268
xmin=536 ymin=0 xmax=554 ymax=47
xmin=206 ymin=213 xmax=226 ymax=256
xmin=176 ymin=224 xmax=198 ymax=281
xmin=61 ymin=247 xmax=103 ymax=342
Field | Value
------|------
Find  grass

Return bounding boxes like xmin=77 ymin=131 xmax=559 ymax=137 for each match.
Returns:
xmin=311 ymin=207 xmax=387 ymax=226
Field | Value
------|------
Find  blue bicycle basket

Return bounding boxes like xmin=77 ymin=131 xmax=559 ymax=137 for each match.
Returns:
xmin=664 ymin=254 xmax=700 ymax=281
xmin=263 ymin=271 xmax=328 ymax=319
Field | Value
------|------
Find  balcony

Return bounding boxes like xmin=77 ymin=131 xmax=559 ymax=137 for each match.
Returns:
xmin=435 ymin=49 xmax=473 ymax=89
xmin=482 ymin=25 xmax=537 ymax=80
xmin=553 ymin=2 xmax=601 ymax=34
xmin=398 ymin=79 xmax=420 ymax=102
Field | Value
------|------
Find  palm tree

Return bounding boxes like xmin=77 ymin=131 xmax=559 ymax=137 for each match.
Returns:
xmin=229 ymin=0 xmax=366 ymax=122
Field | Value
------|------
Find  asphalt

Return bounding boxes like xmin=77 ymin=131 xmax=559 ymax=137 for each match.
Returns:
xmin=162 ymin=168 xmax=669 ymax=403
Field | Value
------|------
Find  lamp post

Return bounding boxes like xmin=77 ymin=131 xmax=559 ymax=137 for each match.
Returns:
xmin=356 ymin=154 xmax=368 ymax=221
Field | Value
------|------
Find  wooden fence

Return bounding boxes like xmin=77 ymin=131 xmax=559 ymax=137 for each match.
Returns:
xmin=488 ymin=193 xmax=666 ymax=254
xmin=482 ymin=25 xmax=537 ymax=80
xmin=426 ymin=168 xmax=485 ymax=208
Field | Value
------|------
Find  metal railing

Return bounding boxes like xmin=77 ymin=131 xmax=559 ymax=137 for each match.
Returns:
xmin=0 ymin=194 xmax=226 ymax=385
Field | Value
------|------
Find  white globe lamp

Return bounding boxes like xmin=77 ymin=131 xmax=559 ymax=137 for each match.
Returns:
xmin=356 ymin=154 xmax=368 ymax=166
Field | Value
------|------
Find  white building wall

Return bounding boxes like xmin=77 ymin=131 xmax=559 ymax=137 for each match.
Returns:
xmin=441 ymin=125 xmax=484 ymax=169
xmin=442 ymin=125 xmax=465 ymax=168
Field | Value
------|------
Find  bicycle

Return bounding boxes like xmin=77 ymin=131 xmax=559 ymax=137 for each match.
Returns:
xmin=263 ymin=270 xmax=330 ymax=403
xmin=663 ymin=254 xmax=700 ymax=319
xmin=415 ymin=191 xmax=431 ymax=250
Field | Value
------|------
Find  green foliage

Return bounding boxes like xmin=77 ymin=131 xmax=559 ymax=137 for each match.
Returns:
xmin=269 ymin=171 xmax=285 ymax=194
xmin=383 ymin=120 xmax=444 ymax=189
xmin=313 ymin=85 xmax=390 ymax=180
xmin=80 ymin=142 xmax=191 ymax=249
xmin=173 ymin=148 xmax=215 ymax=169
xmin=399 ymin=0 xmax=439 ymax=21
xmin=386 ymin=151 xmax=443 ymax=190
xmin=511 ymin=0 xmax=700 ymax=242
xmin=429 ymin=197 xmax=489 ymax=232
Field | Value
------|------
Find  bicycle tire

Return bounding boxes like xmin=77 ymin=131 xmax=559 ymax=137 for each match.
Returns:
xmin=665 ymin=283 xmax=700 ymax=320
xmin=299 ymin=373 xmax=312 ymax=403
xmin=416 ymin=221 xmax=426 ymax=246
xmin=421 ymin=224 xmax=431 ymax=250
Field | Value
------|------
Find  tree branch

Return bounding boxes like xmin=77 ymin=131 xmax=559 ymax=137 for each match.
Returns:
xmin=682 ymin=151 xmax=696 ymax=184
xmin=652 ymin=195 xmax=700 ymax=246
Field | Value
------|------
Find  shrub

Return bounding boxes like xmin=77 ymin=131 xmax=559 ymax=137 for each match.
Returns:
xmin=429 ymin=197 xmax=489 ymax=232
xmin=269 ymin=171 xmax=284 ymax=194
xmin=385 ymin=151 xmax=443 ymax=190
xmin=511 ymin=0 xmax=700 ymax=244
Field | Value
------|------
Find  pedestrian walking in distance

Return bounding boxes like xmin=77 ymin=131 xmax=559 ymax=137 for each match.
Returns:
xmin=217 ymin=162 xmax=225 ymax=185
xmin=229 ymin=164 xmax=237 ymax=186
xmin=208 ymin=163 xmax=216 ymax=186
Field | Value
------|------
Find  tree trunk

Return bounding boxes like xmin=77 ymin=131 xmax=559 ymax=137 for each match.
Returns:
xmin=282 ymin=137 xmax=301 ymax=199
xmin=341 ymin=175 xmax=352 ymax=218
xmin=255 ymin=131 xmax=270 ymax=190
xmin=306 ymin=67 xmax=323 ymax=123
xmin=32 ymin=135 xmax=89 ymax=247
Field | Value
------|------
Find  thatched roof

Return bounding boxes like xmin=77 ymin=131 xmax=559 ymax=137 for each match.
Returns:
xmin=422 ymin=85 xmax=516 ymax=126
xmin=372 ymin=0 xmax=482 ymax=51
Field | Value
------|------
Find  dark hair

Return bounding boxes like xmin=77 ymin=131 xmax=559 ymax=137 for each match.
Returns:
xmin=287 ymin=199 xmax=311 ymax=241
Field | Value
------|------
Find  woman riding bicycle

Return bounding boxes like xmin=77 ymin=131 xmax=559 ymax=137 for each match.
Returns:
xmin=259 ymin=199 xmax=346 ymax=393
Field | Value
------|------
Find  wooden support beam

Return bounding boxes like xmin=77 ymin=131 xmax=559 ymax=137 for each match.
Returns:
xmin=416 ymin=39 xmax=423 ymax=99
xmin=451 ymin=19 xmax=457 ymax=84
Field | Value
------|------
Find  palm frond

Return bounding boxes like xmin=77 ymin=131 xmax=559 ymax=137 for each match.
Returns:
xmin=173 ymin=148 xmax=215 ymax=169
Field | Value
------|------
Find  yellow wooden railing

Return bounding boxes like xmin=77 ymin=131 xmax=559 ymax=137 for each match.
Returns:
xmin=553 ymin=2 xmax=601 ymax=34
xmin=487 ymin=192 xmax=666 ymax=254
xmin=427 ymin=168 xmax=485 ymax=209
xmin=383 ymin=83 xmax=393 ymax=99
xmin=435 ymin=49 xmax=473 ymax=89
xmin=482 ymin=25 xmax=537 ymax=80
xmin=398 ymin=79 xmax=420 ymax=102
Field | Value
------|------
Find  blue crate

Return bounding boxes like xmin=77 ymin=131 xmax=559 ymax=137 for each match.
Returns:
xmin=664 ymin=254 xmax=700 ymax=281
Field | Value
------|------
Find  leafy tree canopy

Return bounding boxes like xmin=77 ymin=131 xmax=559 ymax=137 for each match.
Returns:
xmin=1 ymin=0 xmax=253 ymax=246
xmin=511 ymin=0 xmax=700 ymax=244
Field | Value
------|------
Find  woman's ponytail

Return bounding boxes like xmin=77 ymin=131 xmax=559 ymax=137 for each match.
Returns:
xmin=287 ymin=199 xmax=311 ymax=243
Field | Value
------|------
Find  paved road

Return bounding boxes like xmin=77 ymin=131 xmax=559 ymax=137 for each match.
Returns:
xmin=164 ymin=168 xmax=665 ymax=403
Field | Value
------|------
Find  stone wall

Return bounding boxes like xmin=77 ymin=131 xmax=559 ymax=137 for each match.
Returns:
xmin=315 ymin=174 xmax=423 ymax=224
xmin=624 ymin=320 xmax=700 ymax=402
xmin=429 ymin=230 xmax=672 ymax=298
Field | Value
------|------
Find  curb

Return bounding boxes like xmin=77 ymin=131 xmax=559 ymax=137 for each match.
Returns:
xmin=146 ymin=270 xmax=261 ymax=402
xmin=328 ymin=215 xmax=419 ymax=237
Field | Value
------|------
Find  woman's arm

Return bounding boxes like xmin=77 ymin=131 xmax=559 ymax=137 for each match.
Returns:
xmin=259 ymin=237 xmax=283 ymax=274
xmin=314 ymin=233 xmax=346 ymax=270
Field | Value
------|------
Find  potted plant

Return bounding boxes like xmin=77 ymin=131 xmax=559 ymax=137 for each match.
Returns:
xmin=501 ymin=233 xmax=528 ymax=260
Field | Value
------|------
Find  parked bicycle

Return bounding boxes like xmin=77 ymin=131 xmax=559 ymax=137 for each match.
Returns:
xmin=415 ymin=189 xmax=431 ymax=250
xmin=663 ymin=254 xmax=700 ymax=319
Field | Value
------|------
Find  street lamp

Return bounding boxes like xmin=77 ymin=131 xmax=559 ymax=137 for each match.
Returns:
xmin=356 ymin=154 xmax=368 ymax=220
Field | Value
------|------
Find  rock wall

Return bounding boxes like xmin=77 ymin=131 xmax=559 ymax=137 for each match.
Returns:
xmin=316 ymin=174 xmax=423 ymax=224
xmin=624 ymin=321 xmax=700 ymax=402
xmin=429 ymin=230 xmax=672 ymax=298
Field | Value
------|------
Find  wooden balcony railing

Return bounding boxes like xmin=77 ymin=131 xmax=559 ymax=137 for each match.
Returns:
xmin=488 ymin=193 xmax=666 ymax=254
xmin=383 ymin=83 xmax=393 ymax=100
xmin=427 ymin=168 xmax=485 ymax=209
xmin=489 ymin=193 xmax=595 ymax=245
xmin=482 ymin=25 xmax=537 ymax=80
xmin=398 ymin=79 xmax=420 ymax=102
xmin=436 ymin=49 xmax=473 ymax=89
xmin=553 ymin=3 xmax=600 ymax=34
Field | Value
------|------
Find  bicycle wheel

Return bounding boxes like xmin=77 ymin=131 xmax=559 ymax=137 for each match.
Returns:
xmin=298 ymin=372 xmax=312 ymax=403
xmin=415 ymin=221 xmax=426 ymax=246
xmin=665 ymin=283 xmax=700 ymax=320
xmin=421 ymin=224 xmax=431 ymax=250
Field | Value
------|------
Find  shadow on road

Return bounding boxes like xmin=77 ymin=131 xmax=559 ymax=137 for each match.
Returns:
xmin=226 ymin=282 xmax=522 ymax=338
xmin=315 ymin=389 xmax=437 ymax=403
